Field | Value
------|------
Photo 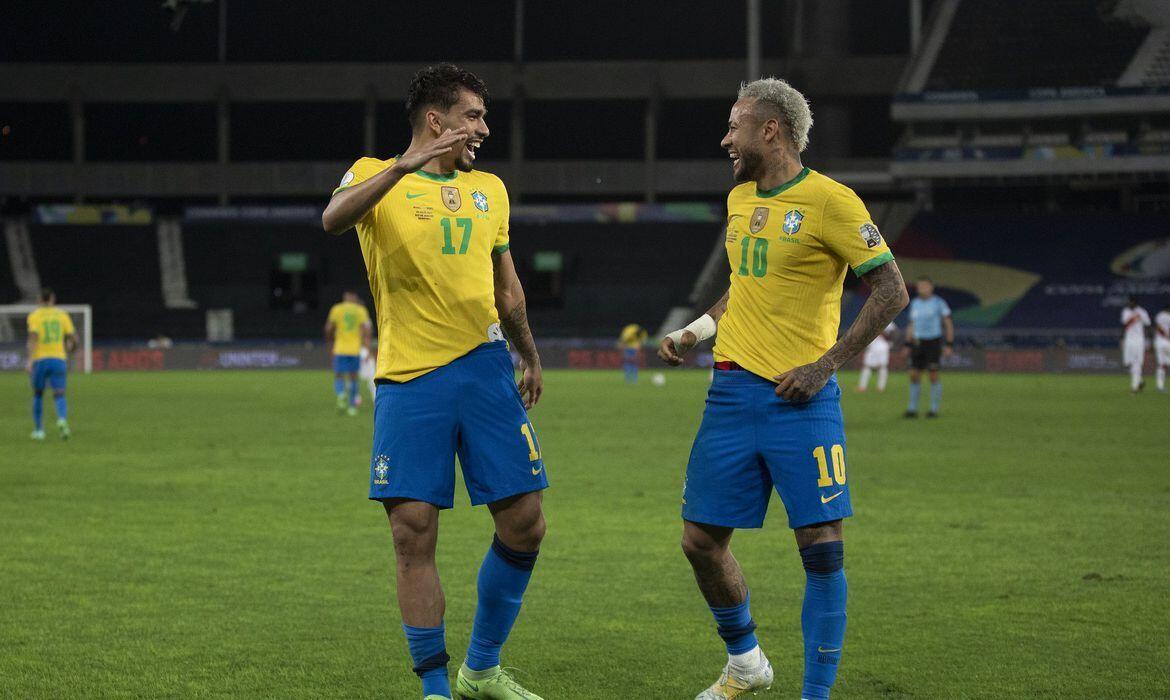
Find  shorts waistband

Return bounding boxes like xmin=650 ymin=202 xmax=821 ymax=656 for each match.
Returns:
xmin=374 ymin=341 xmax=508 ymax=385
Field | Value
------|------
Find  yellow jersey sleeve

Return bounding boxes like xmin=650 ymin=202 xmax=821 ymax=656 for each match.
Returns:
xmin=333 ymin=157 xmax=390 ymax=197
xmin=820 ymin=188 xmax=894 ymax=276
xmin=26 ymin=309 xmax=39 ymax=334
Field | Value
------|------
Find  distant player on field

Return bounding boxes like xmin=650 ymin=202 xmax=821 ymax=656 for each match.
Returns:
xmin=325 ymin=290 xmax=372 ymax=415
xmin=904 ymin=277 xmax=953 ymax=418
xmin=26 ymin=288 xmax=76 ymax=441
xmin=658 ymin=78 xmax=908 ymax=700
xmin=1155 ymin=303 xmax=1170 ymax=392
xmin=359 ymin=343 xmax=377 ymax=404
xmin=1121 ymin=296 xmax=1151 ymax=393
xmin=322 ymin=64 xmax=547 ymax=700
xmin=857 ymin=322 xmax=896 ymax=392
xmin=617 ymin=323 xmax=648 ymax=383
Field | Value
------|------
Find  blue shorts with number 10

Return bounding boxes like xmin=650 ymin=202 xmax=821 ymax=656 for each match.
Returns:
xmin=683 ymin=368 xmax=851 ymax=529
xmin=369 ymin=341 xmax=548 ymax=508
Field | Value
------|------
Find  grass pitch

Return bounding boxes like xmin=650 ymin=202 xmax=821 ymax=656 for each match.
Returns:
xmin=1 ymin=368 xmax=1168 ymax=698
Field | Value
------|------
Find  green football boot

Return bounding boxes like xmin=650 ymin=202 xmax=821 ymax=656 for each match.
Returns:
xmin=346 ymin=405 xmax=358 ymax=417
xmin=30 ymin=429 xmax=45 ymax=441
xmin=57 ymin=418 xmax=71 ymax=440
xmin=336 ymin=393 xmax=347 ymax=413
xmin=454 ymin=665 xmax=543 ymax=700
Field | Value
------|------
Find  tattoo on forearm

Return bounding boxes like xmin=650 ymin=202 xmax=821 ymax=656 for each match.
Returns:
xmin=822 ymin=261 xmax=909 ymax=371
xmin=500 ymin=299 xmax=540 ymax=364
xmin=706 ymin=289 xmax=730 ymax=323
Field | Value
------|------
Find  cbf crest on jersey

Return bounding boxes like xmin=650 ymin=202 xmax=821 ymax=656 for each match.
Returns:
xmin=472 ymin=190 xmax=489 ymax=212
xmin=442 ymin=186 xmax=461 ymax=212
xmin=750 ymin=207 xmax=770 ymax=234
xmin=859 ymin=222 xmax=882 ymax=248
xmin=783 ymin=209 xmax=804 ymax=235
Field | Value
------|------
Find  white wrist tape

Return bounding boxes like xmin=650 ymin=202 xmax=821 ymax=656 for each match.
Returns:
xmin=666 ymin=314 xmax=717 ymax=347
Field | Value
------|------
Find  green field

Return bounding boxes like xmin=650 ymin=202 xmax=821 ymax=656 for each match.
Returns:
xmin=2 ymin=369 xmax=1168 ymax=698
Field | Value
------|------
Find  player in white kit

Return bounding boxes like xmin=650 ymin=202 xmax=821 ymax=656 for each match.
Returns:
xmin=1121 ymin=296 xmax=1151 ymax=393
xmin=1154 ymin=303 xmax=1170 ymax=393
xmin=858 ymin=322 xmax=897 ymax=392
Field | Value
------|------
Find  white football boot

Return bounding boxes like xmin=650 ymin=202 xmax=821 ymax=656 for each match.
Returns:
xmin=695 ymin=651 xmax=774 ymax=699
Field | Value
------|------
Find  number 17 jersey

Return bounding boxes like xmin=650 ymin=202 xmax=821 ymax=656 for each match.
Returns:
xmin=335 ymin=157 xmax=511 ymax=382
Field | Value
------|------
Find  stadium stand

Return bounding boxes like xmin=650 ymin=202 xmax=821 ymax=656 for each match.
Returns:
xmin=926 ymin=0 xmax=1150 ymax=90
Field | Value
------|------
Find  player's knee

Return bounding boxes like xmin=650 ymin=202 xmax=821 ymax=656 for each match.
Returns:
xmin=681 ymin=530 xmax=724 ymax=566
xmin=799 ymin=540 xmax=844 ymax=574
xmin=389 ymin=512 xmax=438 ymax=561
xmin=500 ymin=509 xmax=545 ymax=551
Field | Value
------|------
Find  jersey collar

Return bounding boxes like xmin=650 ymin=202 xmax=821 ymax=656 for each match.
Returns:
xmin=414 ymin=169 xmax=458 ymax=182
xmin=755 ymin=166 xmax=810 ymax=198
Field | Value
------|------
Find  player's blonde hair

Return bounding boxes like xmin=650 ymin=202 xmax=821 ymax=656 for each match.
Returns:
xmin=738 ymin=78 xmax=813 ymax=152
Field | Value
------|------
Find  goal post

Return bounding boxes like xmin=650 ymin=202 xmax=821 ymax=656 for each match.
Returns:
xmin=0 ymin=304 xmax=93 ymax=374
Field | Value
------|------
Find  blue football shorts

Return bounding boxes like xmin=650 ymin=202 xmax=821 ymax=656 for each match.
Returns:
xmin=682 ymin=368 xmax=852 ymax=529
xmin=368 ymin=341 xmax=548 ymax=508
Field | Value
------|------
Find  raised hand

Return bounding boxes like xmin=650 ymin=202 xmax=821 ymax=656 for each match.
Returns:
xmin=393 ymin=128 xmax=469 ymax=173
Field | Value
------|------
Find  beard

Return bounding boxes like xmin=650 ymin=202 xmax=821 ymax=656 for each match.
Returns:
xmin=734 ymin=148 xmax=764 ymax=183
xmin=455 ymin=148 xmax=475 ymax=172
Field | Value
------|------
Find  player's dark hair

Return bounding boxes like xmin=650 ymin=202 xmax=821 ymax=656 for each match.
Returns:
xmin=39 ymin=287 xmax=54 ymax=302
xmin=405 ymin=63 xmax=489 ymax=130
xmin=916 ymin=276 xmax=933 ymax=284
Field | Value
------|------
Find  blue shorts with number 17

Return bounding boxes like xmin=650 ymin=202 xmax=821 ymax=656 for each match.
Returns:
xmin=683 ymin=369 xmax=852 ymax=530
xmin=368 ymin=341 xmax=548 ymax=508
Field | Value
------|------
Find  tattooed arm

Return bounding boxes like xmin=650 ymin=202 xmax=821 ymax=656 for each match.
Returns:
xmin=493 ymin=249 xmax=542 ymax=408
xmin=774 ymin=260 xmax=909 ymax=401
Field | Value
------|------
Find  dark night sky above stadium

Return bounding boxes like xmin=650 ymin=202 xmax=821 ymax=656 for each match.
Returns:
xmin=2 ymin=0 xmax=913 ymax=62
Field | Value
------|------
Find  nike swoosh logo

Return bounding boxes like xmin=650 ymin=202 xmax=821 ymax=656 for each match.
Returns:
xmin=821 ymin=491 xmax=844 ymax=504
xmin=817 ymin=646 xmax=841 ymax=653
xmin=405 ymin=192 xmax=425 ymax=199
xmin=531 ymin=465 xmax=543 ymax=476
xmin=464 ymin=680 xmax=479 ymax=692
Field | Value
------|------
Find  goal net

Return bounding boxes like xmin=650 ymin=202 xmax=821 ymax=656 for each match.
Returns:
xmin=0 ymin=304 xmax=93 ymax=374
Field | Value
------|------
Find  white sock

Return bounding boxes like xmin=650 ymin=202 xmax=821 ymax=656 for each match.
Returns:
xmin=729 ymin=645 xmax=763 ymax=670
xmin=1158 ymin=366 xmax=1166 ymax=390
xmin=877 ymin=366 xmax=888 ymax=391
xmin=1131 ymin=362 xmax=1142 ymax=390
xmin=858 ymin=366 xmax=872 ymax=389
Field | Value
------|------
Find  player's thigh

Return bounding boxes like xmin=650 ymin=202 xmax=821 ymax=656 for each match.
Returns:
xmin=760 ymin=379 xmax=852 ymax=530
xmin=47 ymin=361 xmax=67 ymax=392
xmin=682 ymin=371 xmax=773 ymax=529
xmin=369 ymin=374 xmax=460 ymax=508
xmin=455 ymin=344 xmax=548 ymax=507
xmin=30 ymin=361 xmax=47 ymax=392
xmin=1158 ymin=342 xmax=1170 ymax=366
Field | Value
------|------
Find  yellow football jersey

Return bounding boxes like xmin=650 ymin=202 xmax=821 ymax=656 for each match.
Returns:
xmin=27 ymin=306 xmax=76 ymax=361
xmin=334 ymin=157 xmax=510 ymax=382
xmin=619 ymin=323 xmax=647 ymax=349
xmin=713 ymin=167 xmax=894 ymax=380
xmin=327 ymin=301 xmax=371 ymax=356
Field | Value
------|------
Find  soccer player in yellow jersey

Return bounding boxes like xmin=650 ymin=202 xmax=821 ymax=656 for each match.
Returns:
xmin=324 ymin=290 xmax=372 ymax=416
xmin=617 ymin=323 xmax=649 ymax=383
xmin=26 ymin=288 xmax=77 ymax=441
xmin=322 ymin=64 xmax=546 ymax=700
xmin=658 ymin=79 xmax=909 ymax=700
